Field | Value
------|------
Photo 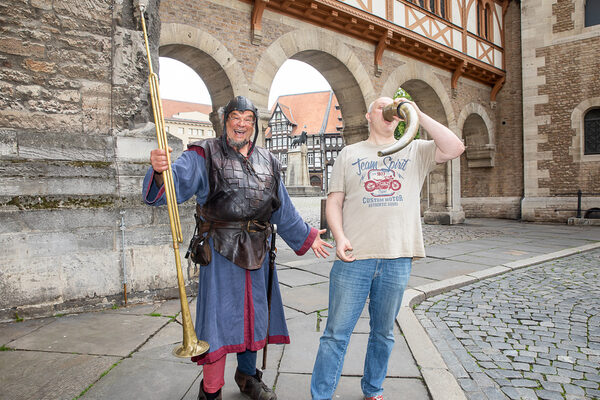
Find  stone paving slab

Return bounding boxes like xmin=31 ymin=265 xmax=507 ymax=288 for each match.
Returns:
xmin=279 ymin=314 xmax=321 ymax=374
xmin=411 ymin=259 xmax=492 ymax=281
xmin=277 ymin=268 xmax=329 ymax=287
xmin=7 ymin=312 xmax=168 ymax=356
xmin=280 ymin=282 xmax=330 ymax=314
xmin=275 ymin=372 xmax=430 ymax=399
xmin=0 ymin=350 xmax=119 ymax=400
xmin=283 ymin=306 xmax=305 ymax=320
xmin=408 ymin=274 xmax=437 ymax=288
xmin=0 ymin=316 xmax=54 ymax=345
xmin=105 ymin=302 xmax=160 ymax=316
xmin=449 ymin=253 xmax=517 ymax=266
xmin=82 ymin=357 xmax=201 ymax=400
xmin=154 ymin=298 xmax=187 ymax=317
xmin=286 ymin=260 xmax=333 ymax=278
xmin=455 ymin=249 xmax=545 ymax=264
xmin=133 ymin=320 xmax=192 ymax=362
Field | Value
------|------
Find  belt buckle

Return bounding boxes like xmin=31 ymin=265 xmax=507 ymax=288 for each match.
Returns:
xmin=247 ymin=220 xmax=267 ymax=233
xmin=246 ymin=220 xmax=258 ymax=233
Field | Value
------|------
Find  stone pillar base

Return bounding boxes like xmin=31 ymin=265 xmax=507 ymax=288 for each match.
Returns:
xmin=285 ymin=186 xmax=322 ymax=197
xmin=423 ymin=210 xmax=465 ymax=225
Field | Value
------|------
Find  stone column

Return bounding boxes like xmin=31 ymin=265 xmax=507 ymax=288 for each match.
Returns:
xmin=285 ymin=144 xmax=310 ymax=187
xmin=285 ymin=144 xmax=320 ymax=196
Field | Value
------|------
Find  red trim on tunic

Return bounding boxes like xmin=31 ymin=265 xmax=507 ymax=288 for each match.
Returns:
xmin=191 ymin=333 xmax=290 ymax=365
xmin=295 ymin=227 xmax=318 ymax=255
xmin=186 ymin=145 xmax=206 ymax=158
xmin=244 ymin=269 xmax=255 ymax=346
xmin=145 ymin=171 xmax=165 ymax=204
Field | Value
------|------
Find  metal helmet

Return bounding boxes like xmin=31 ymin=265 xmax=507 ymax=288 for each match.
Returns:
xmin=223 ymin=96 xmax=258 ymax=120
xmin=222 ymin=96 xmax=259 ymax=155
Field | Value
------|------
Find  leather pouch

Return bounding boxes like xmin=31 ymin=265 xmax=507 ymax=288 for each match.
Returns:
xmin=185 ymin=214 xmax=211 ymax=266
xmin=189 ymin=234 xmax=211 ymax=266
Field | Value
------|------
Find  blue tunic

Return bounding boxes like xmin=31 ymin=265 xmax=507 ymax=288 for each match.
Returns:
xmin=142 ymin=146 xmax=317 ymax=364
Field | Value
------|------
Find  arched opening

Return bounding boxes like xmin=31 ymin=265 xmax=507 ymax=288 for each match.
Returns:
xmin=264 ymin=52 xmax=366 ymax=192
xmin=266 ymin=60 xmax=341 ymax=192
xmin=158 ymin=57 xmax=215 ymax=150
xmin=291 ymin=50 xmax=368 ymax=146
xmin=159 ymin=44 xmax=235 ymax=139
xmin=463 ymin=113 xmax=495 ymax=168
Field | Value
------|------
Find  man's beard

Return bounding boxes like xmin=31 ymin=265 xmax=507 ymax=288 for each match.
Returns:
xmin=229 ymin=138 xmax=249 ymax=150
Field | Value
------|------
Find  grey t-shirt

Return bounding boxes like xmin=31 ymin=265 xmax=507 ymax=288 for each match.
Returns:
xmin=328 ymin=139 xmax=437 ymax=260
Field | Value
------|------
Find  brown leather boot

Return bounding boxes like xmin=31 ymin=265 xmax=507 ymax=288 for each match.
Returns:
xmin=234 ymin=368 xmax=277 ymax=400
xmin=197 ymin=380 xmax=222 ymax=400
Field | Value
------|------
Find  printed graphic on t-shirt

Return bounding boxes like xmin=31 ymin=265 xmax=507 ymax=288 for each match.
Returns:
xmin=352 ymin=155 xmax=411 ymax=208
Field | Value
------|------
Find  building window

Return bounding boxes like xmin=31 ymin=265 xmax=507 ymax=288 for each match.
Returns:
xmin=584 ymin=108 xmax=600 ymax=155
xmin=281 ymin=153 xmax=287 ymax=166
xmin=315 ymin=152 xmax=322 ymax=167
xmin=307 ymin=152 xmax=314 ymax=166
xmin=178 ymin=127 xmax=184 ymax=135
xmin=586 ymin=0 xmax=600 ymax=26
xmin=477 ymin=1 xmax=492 ymax=40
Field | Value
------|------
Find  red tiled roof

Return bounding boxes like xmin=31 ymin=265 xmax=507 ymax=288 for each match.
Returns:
xmin=265 ymin=91 xmax=342 ymax=138
xmin=161 ymin=99 xmax=212 ymax=119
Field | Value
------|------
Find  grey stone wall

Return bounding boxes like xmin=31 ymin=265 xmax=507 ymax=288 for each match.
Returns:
xmin=0 ymin=0 xmax=190 ymax=321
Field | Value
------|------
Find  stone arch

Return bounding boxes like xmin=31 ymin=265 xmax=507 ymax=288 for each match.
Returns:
xmin=252 ymin=28 xmax=377 ymax=145
xmin=381 ymin=64 xmax=464 ymax=224
xmin=160 ymin=23 xmax=249 ymax=136
xmin=458 ymin=103 xmax=496 ymax=168
xmin=381 ymin=64 xmax=457 ymax=132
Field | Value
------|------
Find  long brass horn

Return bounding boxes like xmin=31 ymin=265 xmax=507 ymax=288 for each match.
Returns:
xmin=137 ymin=1 xmax=209 ymax=358
xmin=378 ymin=100 xmax=420 ymax=157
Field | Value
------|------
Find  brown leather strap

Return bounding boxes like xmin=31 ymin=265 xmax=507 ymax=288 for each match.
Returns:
xmin=200 ymin=219 xmax=270 ymax=234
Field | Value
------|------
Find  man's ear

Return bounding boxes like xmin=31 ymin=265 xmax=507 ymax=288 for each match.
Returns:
xmin=365 ymin=112 xmax=371 ymax=123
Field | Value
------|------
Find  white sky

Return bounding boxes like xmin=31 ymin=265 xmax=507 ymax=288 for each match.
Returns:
xmin=158 ymin=58 xmax=331 ymax=109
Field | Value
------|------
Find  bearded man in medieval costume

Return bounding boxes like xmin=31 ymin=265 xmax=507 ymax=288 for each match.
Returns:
xmin=143 ymin=96 xmax=332 ymax=400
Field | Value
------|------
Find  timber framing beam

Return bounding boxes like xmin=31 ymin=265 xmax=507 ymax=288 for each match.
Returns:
xmin=241 ymin=0 xmax=505 ymax=89
xmin=251 ymin=0 xmax=269 ymax=45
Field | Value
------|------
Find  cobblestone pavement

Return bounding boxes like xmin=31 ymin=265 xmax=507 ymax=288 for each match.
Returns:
xmin=414 ymin=249 xmax=600 ymax=400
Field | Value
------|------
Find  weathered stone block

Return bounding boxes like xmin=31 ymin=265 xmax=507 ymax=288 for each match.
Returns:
xmin=0 ymin=129 xmax=18 ymax=157
xmin=0 ymin=38 xmax=45 ymax=57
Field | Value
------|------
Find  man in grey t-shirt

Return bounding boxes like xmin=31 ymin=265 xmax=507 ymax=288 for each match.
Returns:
xmin=310 ymin=96 xmax=465 ymax=400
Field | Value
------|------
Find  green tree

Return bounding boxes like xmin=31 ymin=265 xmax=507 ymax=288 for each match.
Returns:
xmin=393 ymin=87 xmax=417 ymax=140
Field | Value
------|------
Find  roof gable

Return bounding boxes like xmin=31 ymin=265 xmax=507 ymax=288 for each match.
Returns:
xmin=266 ymin=91 xmax=342 ymax=138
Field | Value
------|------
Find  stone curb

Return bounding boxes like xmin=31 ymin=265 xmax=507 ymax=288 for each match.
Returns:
xmin=396 ymin=241 xmax=600 ymax=400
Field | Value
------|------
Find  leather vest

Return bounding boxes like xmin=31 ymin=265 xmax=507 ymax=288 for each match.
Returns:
xmin=192 ymin=137 xmax=281 ymax=270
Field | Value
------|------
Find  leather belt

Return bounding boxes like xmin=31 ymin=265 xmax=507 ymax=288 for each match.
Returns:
xmin=201 ymin=219 xmax=270 ymax=234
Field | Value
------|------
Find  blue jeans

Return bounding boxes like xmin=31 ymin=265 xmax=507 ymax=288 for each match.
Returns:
xmin=310 ymin=258 xmax=412 ymax=400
